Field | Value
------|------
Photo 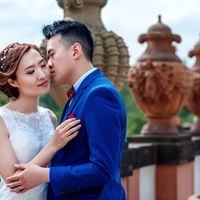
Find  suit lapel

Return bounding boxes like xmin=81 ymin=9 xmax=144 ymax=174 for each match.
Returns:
xmin=64 ymin=88 xmax=83 ymax=118
xmin=60 ymin=100 xmax=70 ymax=123
xmin=61 ymin=69 xmax=103 ymax=120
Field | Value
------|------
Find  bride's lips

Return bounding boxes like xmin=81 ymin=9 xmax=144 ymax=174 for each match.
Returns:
xmin=38 ymin=80 xmax=49 ymax=87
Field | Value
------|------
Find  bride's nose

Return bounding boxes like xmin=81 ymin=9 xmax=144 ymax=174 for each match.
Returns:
xmin=38 ymin=68 xmax=47 ymax=80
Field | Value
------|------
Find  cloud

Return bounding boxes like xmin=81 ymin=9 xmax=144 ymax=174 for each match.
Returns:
xmin=0 ymin=0 xmax=62 ymax=50
xmin=102 ymin=0 xmax=200 ymax=66
xmin=0 ymin=0 xmax=200 ymax=67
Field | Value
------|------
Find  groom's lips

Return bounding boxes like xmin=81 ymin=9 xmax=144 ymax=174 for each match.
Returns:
xmin=50 ymin=71 xmax=55 ymax=78
xmin=51 ymin=70 xmax=55 ymax=75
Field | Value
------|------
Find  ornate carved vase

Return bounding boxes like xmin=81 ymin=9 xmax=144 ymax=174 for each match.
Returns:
xmin=42 ymin=0 xmax=130 ymax=106
xmin=128 ymin=16 xmax=193 ymax=135
xmin=187 ymin=38 xmax=200 ymax=135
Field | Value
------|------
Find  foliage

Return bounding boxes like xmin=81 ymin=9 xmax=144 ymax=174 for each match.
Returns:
xmin=0 ymin=93 xmax=9 ymax=106
xmin=39 ymin=94 xmax=62 ymax=121
xmin=0 ymin=92 xmax=62 ymax=120
xmin=0 ymin=85 xmax=194 ymax=136
xmin=120 ymin=85 xmax=194 ymax=135
xmin=177 ymin=106 xmax=193 ymax=125
xmin=120 ymin=84 xmax=147 ymax=135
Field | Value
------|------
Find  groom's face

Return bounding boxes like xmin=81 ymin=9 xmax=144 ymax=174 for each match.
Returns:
xmin=47 ymin=34 xmax=74 ymax=85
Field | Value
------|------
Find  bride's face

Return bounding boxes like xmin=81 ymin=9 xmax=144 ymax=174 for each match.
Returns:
xmin=11 ymin=48 xmax=50 ymax=98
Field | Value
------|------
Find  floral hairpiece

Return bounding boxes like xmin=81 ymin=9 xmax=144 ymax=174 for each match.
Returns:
xmin=0 ymin=43 xmax=19 ymax=72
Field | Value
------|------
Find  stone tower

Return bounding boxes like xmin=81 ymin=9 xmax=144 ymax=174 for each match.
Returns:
xmin=41 ymin=0 xmax=130 ymax=106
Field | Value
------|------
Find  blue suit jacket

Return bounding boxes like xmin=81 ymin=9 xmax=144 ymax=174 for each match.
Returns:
xmin=47 ymin=69 xmax=127 ymax=200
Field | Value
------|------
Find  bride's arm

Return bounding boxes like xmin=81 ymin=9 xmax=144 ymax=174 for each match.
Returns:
xmin=0 ymin=117 xmax=18 ymax=183
xmin=5 ymin=112 xmax=81 ymax=192
xmin=0 ymin=114 xmax=80 ymax=183
xmin=28 ymin=115 xmax=81 ymax=167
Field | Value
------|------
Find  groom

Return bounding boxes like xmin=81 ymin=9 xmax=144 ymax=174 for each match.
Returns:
xmin=7 ymin=20 xmax=127 ymax=200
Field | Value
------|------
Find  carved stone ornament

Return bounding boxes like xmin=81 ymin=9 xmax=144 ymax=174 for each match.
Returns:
xmin=187 ymin=37 xmax=200 ymax=135
xmin=128 ymin=15 xmax=193 ymax=135
xmin=57 ymin=0 xmax=84 ymax=9
xmin=42 ymin=0 xmax=129 ymax=106
xmin=57 ymin=0 xmax=129 ymax=89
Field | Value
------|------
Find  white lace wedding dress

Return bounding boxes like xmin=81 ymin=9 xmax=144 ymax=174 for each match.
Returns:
xmin=0 ymin=106 xmax=55 ymax=200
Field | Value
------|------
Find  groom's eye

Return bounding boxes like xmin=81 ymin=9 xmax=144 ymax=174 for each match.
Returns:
xmin=49 ymin=52 xmax=55 ymax=58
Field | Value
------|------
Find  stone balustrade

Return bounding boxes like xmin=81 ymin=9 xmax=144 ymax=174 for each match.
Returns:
xmin=120 ymin=132 xmax=200 ymax=200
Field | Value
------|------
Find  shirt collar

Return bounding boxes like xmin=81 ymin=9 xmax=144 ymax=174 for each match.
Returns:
xmin=73 ymin=68 xmax=97 ymax=92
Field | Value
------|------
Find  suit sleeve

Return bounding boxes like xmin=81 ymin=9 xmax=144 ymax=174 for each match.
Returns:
xmin=49 ymin=87 xmax=126 ymax=196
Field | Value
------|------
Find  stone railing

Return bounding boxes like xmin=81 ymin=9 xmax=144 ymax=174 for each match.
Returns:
xmin=120 ymin=131 xmax=200 ymax=200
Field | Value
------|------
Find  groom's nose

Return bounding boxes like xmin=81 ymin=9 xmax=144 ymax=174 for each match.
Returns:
xmin=47 ymin=59 xmax=53 ymax=69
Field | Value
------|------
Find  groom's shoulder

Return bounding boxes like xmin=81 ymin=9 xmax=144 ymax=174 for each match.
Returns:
xmin=89 ymin=78 xmax=114 ymax=92
xmin=87 ymin=79 xmax=120 ymax=101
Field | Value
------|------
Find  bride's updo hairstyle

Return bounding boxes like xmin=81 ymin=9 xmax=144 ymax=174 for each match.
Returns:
xmin=0 ymin=43 xmax=42 ymax=99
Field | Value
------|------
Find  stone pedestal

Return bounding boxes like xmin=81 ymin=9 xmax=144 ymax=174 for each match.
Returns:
xmin=127 ymin=134 xmax=194 ymax=200
xmin=156 ymin=163 xmax=193 ymax=200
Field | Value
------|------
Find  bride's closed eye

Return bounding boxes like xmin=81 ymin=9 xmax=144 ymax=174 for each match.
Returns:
xmin=26 ymin=70 xmax=34 ymax=75
xmin=41 ymin=64 xmax=47 ymax=68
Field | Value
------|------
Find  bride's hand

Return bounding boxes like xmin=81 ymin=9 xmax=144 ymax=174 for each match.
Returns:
xmin=49 ymin=118 xmax=81 ymax=152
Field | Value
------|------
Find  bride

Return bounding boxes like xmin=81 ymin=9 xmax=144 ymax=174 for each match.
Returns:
xmin=0 ymin=43 xmax=81 ymax=200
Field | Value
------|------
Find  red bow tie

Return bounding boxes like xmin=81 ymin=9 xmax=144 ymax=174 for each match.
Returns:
xmin=67 ymin=87 xmax=75 ymax=101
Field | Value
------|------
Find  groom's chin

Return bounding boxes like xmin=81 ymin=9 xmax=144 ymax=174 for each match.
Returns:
xmin=53 ymin=79 xmax=65 ymax=85
xmin=50 ymin=75 xmax=60 ymax=84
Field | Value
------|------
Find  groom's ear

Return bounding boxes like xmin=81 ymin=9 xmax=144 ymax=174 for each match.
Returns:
xmin=72 ymin=43 xmax=81 ymax=59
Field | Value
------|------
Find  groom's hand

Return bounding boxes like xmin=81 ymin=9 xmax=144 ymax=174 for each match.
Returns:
xmin=6 ymin=164 xmax=49 ymax=193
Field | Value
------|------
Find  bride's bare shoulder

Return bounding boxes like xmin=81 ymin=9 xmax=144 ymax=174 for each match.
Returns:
xmin=0 ymin=114 xmax=9 ymax=138
xmin=46 ymin=108 xmax=57 ymax=128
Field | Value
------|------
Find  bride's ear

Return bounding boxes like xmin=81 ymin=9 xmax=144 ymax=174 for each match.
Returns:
xmin=8 ymin=79 xmax=18 ymax=88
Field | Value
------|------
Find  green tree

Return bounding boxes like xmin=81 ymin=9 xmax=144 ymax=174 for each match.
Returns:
xmin=1 ymin=85 xmax=194 ymax=136
xmin=39 ymin=94 xmax=62 ymax=121
xmin=177 ymin=106 xmax=193 ymax=124
xmin=120 ymin=84 xmax=147 ymax=135
xmin=120 ymin=84 xmax=194 ymax=135
xmin=0 ymin=93 xmax=9 ymax=106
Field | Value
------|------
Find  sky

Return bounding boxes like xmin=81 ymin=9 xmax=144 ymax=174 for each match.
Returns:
xmin=0 ymin=0 xmax=200 ymax=66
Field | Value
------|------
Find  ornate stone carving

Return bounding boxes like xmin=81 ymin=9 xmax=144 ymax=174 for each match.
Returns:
xmin=43 ymin=0 xmax=130 ymax=106
xmin=138 ymin=15 xmax=181 ymax=62
xmin=57 ymin=0 xmax=107 ymax=31
xmin=57 ymin=0 xmax=84 ymax=9
xmin=93 ymin=31 xmax=129 ymax=89
xmin=128 ymin=16 xmax=193 ymax=135
xmin=187 ymin=37 xmax=200 ymax=135
xmin=56 ymin=0 xmax=129 ymax=87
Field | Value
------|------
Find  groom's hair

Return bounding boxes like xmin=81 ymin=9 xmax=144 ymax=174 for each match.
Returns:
xmin=42 ymin=20 xmax=93 ymax=62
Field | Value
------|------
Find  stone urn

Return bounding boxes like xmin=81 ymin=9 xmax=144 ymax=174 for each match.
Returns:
xmin=42 ymin=0 xmax=130 ymax=107
xmin=187 ymin=37 xmax=200 ymax=135
xmin=128 ymin=15 xmax=193 ymax=135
